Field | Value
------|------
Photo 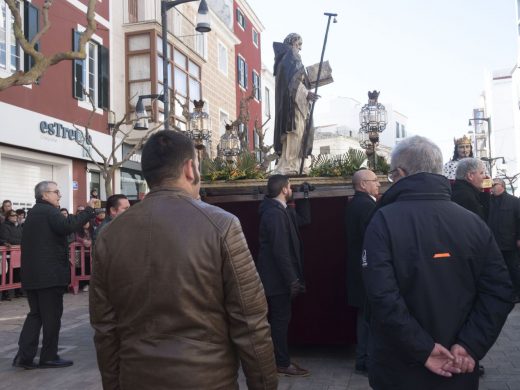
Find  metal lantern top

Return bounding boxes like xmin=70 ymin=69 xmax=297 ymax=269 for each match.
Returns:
xmin=219 ymin=123 xmax=241 ymax=159
xmin=359 ymin=90 xmax=387 ymax=133
xmin=186 ymin=100 xmax=211 ymax=148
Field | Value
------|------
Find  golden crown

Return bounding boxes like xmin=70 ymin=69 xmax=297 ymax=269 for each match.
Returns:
xmin=454 ymin=135 xmax=472 ymax=146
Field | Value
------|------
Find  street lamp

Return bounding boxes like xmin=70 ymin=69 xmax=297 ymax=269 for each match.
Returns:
xmin=134 ymin=94 xmax=166 ymax=130
xmin=468 ymin=116 xmax=492 ymax=159
xmin=359 ymin=90 xmax=387 ymax=169
xmin=186 ymin=99 xmax=211 ymax=150
xmin=162 ymin=0 xmax=211 ymax=131
xmin=219 ymin=123 xmax=241 ymax=163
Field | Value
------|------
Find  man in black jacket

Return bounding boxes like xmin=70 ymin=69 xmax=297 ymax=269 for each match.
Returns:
xmin=345 ymin=169 xmax=380 ymax=375
xmin=363 ymin=136 xmax=513 ymax=390
xmin=489 ymin=178 xmax=520 ymax=301
xmin=13 ymin=181 xmax=95 ymax=370
xmin=256 ymin=174 xmax=311 ymax=376
xmin=451 ymin=158 xmax=488 ymax=221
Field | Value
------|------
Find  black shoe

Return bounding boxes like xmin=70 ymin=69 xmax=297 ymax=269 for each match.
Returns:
xmin=39 ymin=358 xmax=73 ymax=368
xmin=479 ymin=364 xmax=485 ymax=377
xmin=12 ymin=355 xmax=38 ymax=370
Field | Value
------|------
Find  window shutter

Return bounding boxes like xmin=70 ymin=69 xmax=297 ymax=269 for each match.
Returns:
xmin=258 ymin=74 xmax=262 ymax=100
xmin=244 ymin=61 xmax=248 ymax=88
xmin=98 ymin=45 xmax=109 ymax=110
xmin=72 ymin=30 xmax=84 ymax=99
xmin=24 ymin=2 xmax=39 ymax=72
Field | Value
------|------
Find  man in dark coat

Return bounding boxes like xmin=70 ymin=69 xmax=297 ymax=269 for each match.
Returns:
xmin=345 ymin=169 xmax=380 ymax=374
xmin=451 ymin=157 xmax=488 ymax=221
xmin=489 ymin=178 xmax=520 ymax=300
xmin=257 ymin=174 xmax=311 ymax=376
xmin=363 ymin=136 xmax=513 ymax=390
xmin=13 ymin=181 xmax=95 ymax=370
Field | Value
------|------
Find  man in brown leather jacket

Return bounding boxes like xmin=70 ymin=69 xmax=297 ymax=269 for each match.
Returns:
xmin=90 ymin=131 xmax=277 ymax=390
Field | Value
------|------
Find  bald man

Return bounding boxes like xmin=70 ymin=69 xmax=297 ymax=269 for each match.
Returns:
xmin=345 ymin=169 xmax=380 ymax=375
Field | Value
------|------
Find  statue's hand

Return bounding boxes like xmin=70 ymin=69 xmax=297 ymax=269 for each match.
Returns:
xmin=307 ymin=91 xmax=320 ymax=102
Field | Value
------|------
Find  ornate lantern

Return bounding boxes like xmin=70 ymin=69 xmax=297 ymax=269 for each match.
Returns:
xmin=186 ymin=100 xmax=211 ymax=150
xmin=359 ymin=90 xmax=387 ymax=169
xmin=219 ymin=123 xmax=241 ymax=163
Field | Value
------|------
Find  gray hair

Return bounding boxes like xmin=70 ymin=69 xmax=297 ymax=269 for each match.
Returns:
xmin=34 ymin=181 xmax=57 ymax=200
xmin=283 ymin=33 xmax=302 ymax=46
xmin=390 ymin=135 xmax=443 ymax=175
xmin=493 ymin=178 xmax=506 ymax=187
xmin=455 ymin=158 xmax=483 ymax=180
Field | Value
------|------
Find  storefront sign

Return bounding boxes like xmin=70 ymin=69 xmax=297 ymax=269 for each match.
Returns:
xmin=39 ymin=121 xmax=92 ymax=145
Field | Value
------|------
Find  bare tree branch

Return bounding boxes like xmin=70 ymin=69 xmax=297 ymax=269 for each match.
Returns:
xmin=0 ymin=0 xmax=97 ymax=90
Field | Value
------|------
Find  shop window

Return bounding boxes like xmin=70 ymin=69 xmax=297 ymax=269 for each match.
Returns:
xmin=72 ymin=29 xmax=109 ymax=110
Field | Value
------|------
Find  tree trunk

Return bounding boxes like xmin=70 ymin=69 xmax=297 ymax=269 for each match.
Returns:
xmin=104 ymin=173 xmax=113 ymax=198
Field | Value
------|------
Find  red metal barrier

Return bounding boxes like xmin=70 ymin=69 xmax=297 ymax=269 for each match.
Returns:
xmin=69 ymin=243 xmax=91 ymax=295
xmin=0 ymin=245 xmax=22 ymax=292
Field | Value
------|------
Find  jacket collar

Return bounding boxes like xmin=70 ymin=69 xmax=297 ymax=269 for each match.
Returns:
xmin=453 ymin=179 xmax=481 ymax=195
xmin=379 ymin=172 xmax=452 ymax=208
xmin=147 ymin=186 xmax=195 ymax=200
xmin=354 ymin=191 xmax=376 ymax=203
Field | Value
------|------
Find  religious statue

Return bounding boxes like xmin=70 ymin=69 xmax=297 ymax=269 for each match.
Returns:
xmin=272 ymin=33 xmax=319 ymax=175
xmin=443 ymin=135 xmax=473 ymax=180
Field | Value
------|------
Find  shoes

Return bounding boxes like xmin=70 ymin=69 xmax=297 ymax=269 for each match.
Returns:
xmin=355 ymin=362 xmax=368 ymax=377
xmin=12 ymin=355 xmax=38 ymax=370
xmin=277 ymin=363 xmax=310 ymax=377
xmin=1 ymin=293 xmax=11 ymax=301
xmin=479 ymin=364 xmax=485 ymax=377
xmin=39 ymin=358 xmax=74 ymax=369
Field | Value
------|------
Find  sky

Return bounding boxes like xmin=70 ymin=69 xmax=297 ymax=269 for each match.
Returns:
xmin=248 ymin=0 xmax=518 ymax=160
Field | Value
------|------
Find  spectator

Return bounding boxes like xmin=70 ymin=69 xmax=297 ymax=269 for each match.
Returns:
xmin=59 ymin=208 xmax=75 ymax=245
xmin=451 ymin=158 xmax=487 ymax=221
xmin=0 ymin=210 xmax=23 ymax=300
xmin=363 ymin=136 xmax=513 ymax=389
xmin=74 ymin=221 xmax=93 ymax=293
xmin=90 ymin=130 xmax=277 ymax=389
xmin=16 ymin=209 xmax=26 ymax=226
xmin=345 ymin=169 xmax=380 ymax=375
xmin=256 ymin=174 xmax=311 ymax=377
xmin=90 ymin=189 xmax=99 ymax=199
xmin=75 ymin=205 xmax=85 ymax=215
xmin=91 ymin=210 xmax=106 ymax=231
xmin=0 ymin=199 xmax=12 ymax=224
xmin=92 ymin=194 xmax=130 ymax=242
xmin=489 ymin=178 xmax=520 ymax=302
xmin=12 ymin=181 xmax=96 ymax=370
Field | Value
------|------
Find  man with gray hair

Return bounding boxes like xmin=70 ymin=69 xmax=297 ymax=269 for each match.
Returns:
xmin=451 ymin=158 xmax=488 ymax=221
xmin=13 ymin=181 xmax=96 ymax=370
xmin=362 ymin=136 xmax=513 ymax=389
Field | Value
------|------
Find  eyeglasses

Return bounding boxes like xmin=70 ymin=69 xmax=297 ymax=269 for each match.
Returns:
xmin=387 ymin=167 xmax=407 ymax=183
xmin=46 ymin=190 xmax=61 ymax=196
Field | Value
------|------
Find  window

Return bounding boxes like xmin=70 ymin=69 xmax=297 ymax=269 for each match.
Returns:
xmin=401 ymin=124 xmax=406 ymax=138
xmin=0 ymin=1 xmax=24 ymax=73
xmin=320 ymin=146 xmax=331 ymax=155
xmin=217 ymin=41 xmax=227 ymax=76
xmin=237 ymin=56 xmax=247 ymax=89
xmin=252 ymin=28 xmax=259 ymax=47
xmin=264 ymin=87 xmax=270 ymax=116
xmin=395 ymin=122 xmax=400 ymax=138
xmin=252 ymin=71 xmax=260 ymax=100
xmin=88 ymin=171 xmax=100 ymax=199
xmin=236 ymin=8 xmax=246 ymax=29
xmin=219 ymin=110 xmax=229 ymax=136
xmin=254 ymin=130 xmax=261 ymax=161
xmin=239 ymin=123 xmax=248 ymax=149
xmin=173 ymin=48 xmax=201 ymax=125
xmin=73 ymin=29 xmax=109 ymax=110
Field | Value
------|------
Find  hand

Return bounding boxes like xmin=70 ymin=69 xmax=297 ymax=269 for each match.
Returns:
xmin=87 ymin=198 xmax=98 ymax=209
xmin=424 ymin=343 xmax=459 ymax=377
xmin=450 ymin=344 xmax=475 ymax=374
xmin=307 ymin=91 xmax=320 ymax=102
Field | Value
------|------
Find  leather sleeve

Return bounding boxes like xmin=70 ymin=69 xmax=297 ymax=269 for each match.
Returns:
xmin=456 ymin=232 xmax=514 ymax=360
xmin=89 ymin=234 xmax=121 ymax=390
xmin=362 ymin=212 xmax=435 ymax=364
xmin=222 ymin=216 xmax=278 ymax=390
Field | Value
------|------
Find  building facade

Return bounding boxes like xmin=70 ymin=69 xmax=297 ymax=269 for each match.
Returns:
xmin=0 ymin=0 xmax=114 ymax=211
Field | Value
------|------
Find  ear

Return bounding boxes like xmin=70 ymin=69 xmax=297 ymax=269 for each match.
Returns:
xmin=183 ymin=158 xmax=195 ymax=182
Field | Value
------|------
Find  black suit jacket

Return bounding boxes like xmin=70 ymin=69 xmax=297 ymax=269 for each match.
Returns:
xmin=489 ymin=192 xmax=520 ymax=251
xmin=345 ymin=191 xmax=376 ymax=307
xmin=21 ymin=200 xmax=95 ymax=289
xmin=256 ymin=197 xmax=310 ymax=296
xmin=451 ymin=179 xmax=487 ymax=221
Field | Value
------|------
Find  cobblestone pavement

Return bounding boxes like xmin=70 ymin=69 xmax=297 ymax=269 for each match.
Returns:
xmin=0 ymin=292 xmax=518 ymax=390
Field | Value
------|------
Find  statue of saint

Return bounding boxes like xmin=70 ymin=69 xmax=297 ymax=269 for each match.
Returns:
xmin=272 ymin=33 xmax=318 ymax=175
xmin=443 ymin=135 xmax=473 ymax=180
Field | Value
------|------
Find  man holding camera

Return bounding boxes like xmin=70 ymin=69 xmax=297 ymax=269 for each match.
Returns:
xmin=256 ymin=175 xmax=311 ymax=376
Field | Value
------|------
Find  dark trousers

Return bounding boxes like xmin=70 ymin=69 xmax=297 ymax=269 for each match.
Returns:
xmin=17 ymin=286 xmax=65 ymax=362
xmin=267 ymin=293 xmax=292 ymax=367
xmin=502 ymin=250 xmax=520 ymax=296
xmin=355 ymin=305 xmax=369 ymax=367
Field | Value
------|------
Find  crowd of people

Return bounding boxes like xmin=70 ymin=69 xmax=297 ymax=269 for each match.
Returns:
xmin=2 ymin=130 xmax=519 ymax=390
